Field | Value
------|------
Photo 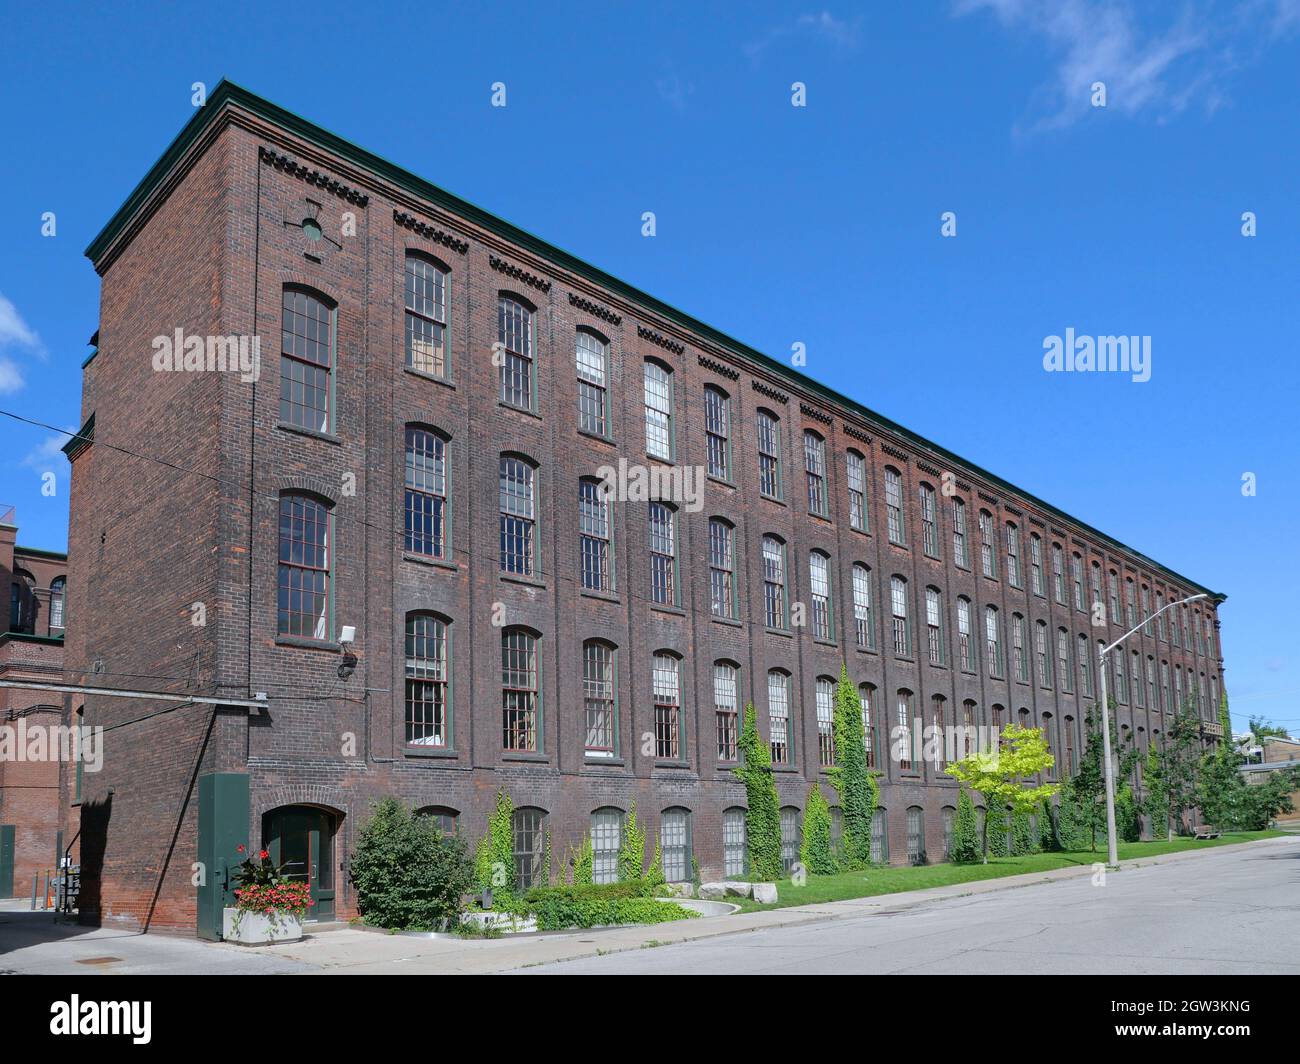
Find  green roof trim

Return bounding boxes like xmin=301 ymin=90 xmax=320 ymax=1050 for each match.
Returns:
xmin=83 ymin=80 xmax=1225 ymax=603
xmin=0 ymin=632 xmax=65 ymax=647
xmin=15 ymin=545 xmax=68 ymax=561
xmin=62 ymin=413 xmax=94 ymax=462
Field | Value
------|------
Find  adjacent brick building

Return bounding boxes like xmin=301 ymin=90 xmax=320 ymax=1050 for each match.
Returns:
xmin=0 ymin=506 xmax=69 ymax=898
xmin=66 ymin=82 xmax=1227 ymax=934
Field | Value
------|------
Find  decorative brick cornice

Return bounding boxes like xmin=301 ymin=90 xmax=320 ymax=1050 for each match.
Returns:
xmin=752 ymin=379 xmax=788 ymax=405
xmin=259 ymin=147 xmax=369 ymax=206
xmin=881 ymin=444 xmax=909 ymax=462
xmin=978 ymin=490 xmax=999 ymax=505
xmin=698 ymin=354 xmax=739 ymax=381
xmin=568 ymin=291 xmax=621 ymax=325
xmin=636 ymin=324 xmax=685 ymax=355
xmin=843 ymin=423 xmax=872 ymax=444
xmin=917 ymin=461 xmax=942 ymax=478
xmin=799 ymin=402 xmax=832 ymax=426
xmin=490 ymin=254 xmax=551 ymax=292
xmin=394 ymin=209 xmax=469 ymax=254
xmin=1029 ymin=516 xmax=1046 ymax=528
xmin=1004 ymin=504 xmax=1022 ymax=517
xmin=1050 ymin=526 xmax=1068 ymax=539
xmin=956 ymin=479 xmax=972 ymax=493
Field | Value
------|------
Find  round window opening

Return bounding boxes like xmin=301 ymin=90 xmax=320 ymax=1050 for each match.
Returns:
xmin=302 ymin=217 xmax=323 ymax=242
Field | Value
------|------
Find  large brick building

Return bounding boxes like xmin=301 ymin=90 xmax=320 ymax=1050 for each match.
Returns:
xmin=1 ymin=506 xmax=69 ymax=898
xmin=66 ymin=82 xmax=1226 ymax=934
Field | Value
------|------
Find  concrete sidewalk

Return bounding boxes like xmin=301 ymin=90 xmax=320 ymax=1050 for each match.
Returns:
xmin=238 ymin=834 xmax=1297 ymax=975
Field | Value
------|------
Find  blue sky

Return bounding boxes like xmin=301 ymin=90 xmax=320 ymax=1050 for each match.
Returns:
xmin=1 ymin=1 xmax=1297 ymax=731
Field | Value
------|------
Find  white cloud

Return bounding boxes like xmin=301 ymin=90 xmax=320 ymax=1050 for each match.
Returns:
xmin=0 ymin=356 xmax=23 ymax=394
xmin=655 ymin=60 xmax=695 ymax=111
xmin=956 ymin=0 xmax=1300 ymax=132
xmin=744 ymin=10 xmax=863 ymax=65
xmin=0 ymin=292 xmax=42 ymax=353
xmin=21 ymin=431 xmax=71 ymax=469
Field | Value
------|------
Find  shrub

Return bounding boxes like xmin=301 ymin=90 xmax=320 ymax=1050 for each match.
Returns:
xmin=1115 ymin=784 xmax=1142 ymax=842
xmin=1038 ymin=800 xmax=1060 ymax=852
xmin=987 ymin=808 xmax=1010 ymax=857
xmin=474 ymin=790 xmax=516 ymax=900
xmin=949 ymin=788 xmax=982 ymax=864
xmin=800 ymin=784 xmax=837 ymax=875
xmin=1011 ymin=805 xmax=1036 ymax=856
xmin=515 ymin=880 xmax=696 ymax=931
xmin=351 ymin=798 xmax=475 ymax=931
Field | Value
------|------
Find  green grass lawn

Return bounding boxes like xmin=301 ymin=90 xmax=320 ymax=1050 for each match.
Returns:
xmin=733 ymin=830 xmax=1285 ymax=912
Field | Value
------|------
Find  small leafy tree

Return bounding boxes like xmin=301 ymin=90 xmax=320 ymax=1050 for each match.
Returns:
xmin=949 ymin=787 xmax=981 ymax=864
xmin=1146 ymin=707 xmax=1203 ymax=837
xmin=1248 ymin=715 xmax=1289 ymax=740
xmin=946 ymin=724 xmax=1058 ymax=862
xmin=800 ymin=784 xmax=837 ymax=875
xmin=1114 ymin=784 xmax=1141 ymax=842
xmin=1236 ymin=765 xmax=1300 ymax=829
xmin=1038 ymin=799 xmax=1060 ymax=852
xmin=475 ymin=790 xmax=516 ymax=900
xmin=352 ymin=798 xmax=474 ymax=930
xmin=826 ymin=664 xmax=877 ymax=869
xmin=734 ymin=702 xmax=783 ymax=880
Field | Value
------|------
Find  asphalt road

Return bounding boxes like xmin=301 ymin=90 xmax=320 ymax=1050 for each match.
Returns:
xmin=521 ymin=837 xmax=1300 ymax=974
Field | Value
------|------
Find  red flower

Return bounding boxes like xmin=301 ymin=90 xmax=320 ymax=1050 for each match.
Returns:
xmin=237 ymin=844 xmax=246 ymax=854
xmin=259 ymin=849 xmax=269 ymax=860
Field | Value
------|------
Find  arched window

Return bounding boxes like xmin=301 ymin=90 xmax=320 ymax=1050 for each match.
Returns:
xmin=1133 ymin=650 xmax=1145 ymax=707
xmin=890 ymin=575 xmax=910 ymax=656
xmin=405 ymin=253 xmax=448 ymax=377
xmin=929 ymin=695 xmax=947 ymax=769
xmin=576 ymin=329 xmax=608 ymax=435
xmin=762 ymin=536 xmax=787 ymax=629
xmin=925 ymin=586 xmax=944 ymax=666
xmin=502 ymin=628 xmax=539 ymax=752
xmin=709 ymin=518 xmax=736 ymax=618
xmin=1012 ymin=613 xmax=1028 ymax=682
xmin=498 ymin=455 xmax=536 ymax=576
xmin=809 ymin=551 xmax=833 ymax=640
xmin=648 ymin=502 xmax=677 ymax=605
xmin=723 ymin=808 xmax=748 ymax=878
xmin=816 ymin=676 xmax=836 ymax=766
xmin=884 ymin=467 xmax=905 ymax=544
xmin=661 ymin=808 xmax=692 ymax=882
xmin=859 ymin=682 xmax=876 ymax=767
xmin=643 ymin=360 xmax=673 ymax=460
xmin=277 ymin=493 xmax=331 ymax=640
xmin=1035 ymin=620 xmax=1051 ymax=688
xmin=652 ymin=652 xmax=682 ymax=760
xmin=1058 ymin=628 xmax=1073 ymax=692
xmin=404 ymin=426 xmax=448 ymax=559
xmin=852 ymin=563 xmax=875 ymax=650
xmin=979 ymin=510 xmax=996 ymax=579
xmin=498 ymin=295 xmax=534 ymax=409
xmin=591 ymin=807 xmax=623 ymax=884
xmin=942 ymin=806 xmax=957 ymax=860
xmin=416 ymin=806 xmax=458 ymax=836
xmin=897 ymin=689 xmax=914 ymax=771
xmin=280 ymin=287 xmax=334 ymax=433
xmin=985 ymin=606 xmax=1002 ymax=676
xmin=907 ymin=806 xmax=926 ymax=865
xmin=780 ymin=806 xmax=800 ymax=873
xmin=951 ymin=497 xmax=968 ymax=567
xmin=1052 ymin=544 xmax=1066 ymax=604
xmin=1064 ymin=716 xmax=1076 ymax=775
xmin=405 ymin=612 xmax=449 ymax=747
xmin=704 ymin=385 xmax=730 ymax=479
xmin=768 ymin=670 xmax=791 ymax=765
xmin=920 ymin=482 xmax=940 ymax=558
xmin=1079 ymin=633 xmax=1093 ymax=695
xmin=583 ymin=640 xmax=616 ymax=757
xmin=512 ymin=807 xmax=546 ymax=890
xmin=803 ymin=430 xmax=827 ymax=516
xmin=1072 ymin=553 xmax=1085 ymax=611
xmin=48 ymin=576 xmax=66 ymax=631
xmin=956 ymin=596 xmax=974 ymax=671
xmin=579 ymin=477 xmax=612 ymax=591
xmin=757 ymin=409 xmax=782 ymax=498
xmin=847 ymin=450 xmax=867 ymax=530
xmin=1005 ymin=521 xmax=1021 ymax=587
xmin=871 ymin=808 xmax=888 ymax=863
xmin=1030 ymin=533 xmax=1044 ymax=595
xmin=714 ymin=661 xmax=740 ymax=762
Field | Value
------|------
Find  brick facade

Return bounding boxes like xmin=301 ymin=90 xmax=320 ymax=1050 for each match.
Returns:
xmin=67 ymin=83 xmax=1228 ymax=933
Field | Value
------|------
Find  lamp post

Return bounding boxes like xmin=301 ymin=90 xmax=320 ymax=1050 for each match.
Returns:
xmin=1096 ymin=591 xmax=1207 ymax=867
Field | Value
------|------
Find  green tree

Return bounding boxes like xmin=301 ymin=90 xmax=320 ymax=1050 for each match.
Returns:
xmin=1146 ymin=707 xmax=1204 ymax=837
xmin=1248 ymin=715 xmax=1290 ymax=741
xmin=1060 ymin=704 xmax=1141 ymax=851
xmin=946 ymin=724 xmax=1059 ymax=862
xmin=734 ymin=702 xmax=783 ymax=880
xmin=1236 ymin=765 xmax=1300 ymax=829
xmin=1114 ymin=783 xmax=1141 ymax=842
xmin=1038 ymin=799 xmax=1060 ymax=852
xmin=949 ymin=787 xmax=982 ymax=864
xmin=800 ymin=784 xmax=837 ymax=874
xmin=351 ymin=798 xmax=474 ymax=930
xmin=826 ymin=664 xmax=877 ymax=868
xmin=1011 ymin=805 xmax=1036 ymax=855
xmin=474 ymin=789 xmax=516 ymax=900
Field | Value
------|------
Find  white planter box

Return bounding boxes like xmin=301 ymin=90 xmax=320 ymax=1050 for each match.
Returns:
xmin=222 ymin=906 xmax=303 ymax=945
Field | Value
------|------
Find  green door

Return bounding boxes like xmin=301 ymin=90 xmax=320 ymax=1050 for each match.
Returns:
xmin=0 ymin=825 xmax=14 ymax=897
xmin=265 ymin=808 xmax=335 ymax=921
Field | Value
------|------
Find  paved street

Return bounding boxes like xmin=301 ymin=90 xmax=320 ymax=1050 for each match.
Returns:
xmin=1 ymin=837 xmax=1295 ymax=974
xmin=521 ymin=836 xmax=1300 ymax=975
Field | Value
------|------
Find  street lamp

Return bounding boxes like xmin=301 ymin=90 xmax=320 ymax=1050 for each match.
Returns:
xmin=1096 ymin=591 xmax=1208 ymax=867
